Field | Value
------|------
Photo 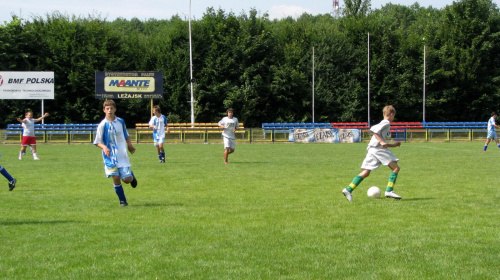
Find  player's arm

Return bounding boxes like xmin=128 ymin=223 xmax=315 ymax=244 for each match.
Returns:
xmin=218 ymin=121 xmax=225 ymax=129
xmin=387 ymin=141 xmax=401 ymax=148
xmin=126 ymin=137 xmax=136 ymax=154
xmin=16 ymin=117 xmax=25 ymax=123
xmin=34 ymin=112 xmax=49 ymax=122
xmin=373 ymin=133 xmax=388 ymax=148
xmin=374 ymin=132 xmax=400 ymax=148
xmin=95 ymin=142 xmax=111 ymax=157
xmin=148 ymin=119 xmax=157 ymax=130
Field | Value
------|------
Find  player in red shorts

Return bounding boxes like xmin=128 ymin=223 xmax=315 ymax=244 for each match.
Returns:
xmin=17 ymin=110 xmax=49 ymax=160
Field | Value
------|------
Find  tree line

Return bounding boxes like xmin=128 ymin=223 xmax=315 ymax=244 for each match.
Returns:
xmin=1 ymin=0 xmax=499 ymax=128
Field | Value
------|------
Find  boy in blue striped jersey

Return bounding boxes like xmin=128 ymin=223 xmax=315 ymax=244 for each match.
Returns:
xmin=148 ymin=105 xmax=169 ymax=163
xmin=94 ymin=100 xmax=137 ymax=207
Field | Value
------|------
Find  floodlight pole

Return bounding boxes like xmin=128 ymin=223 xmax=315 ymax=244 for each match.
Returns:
xmin=41 ymin=99 xmax=45 ymax=124
xmin=312 ymin=46 xmax=315 ymax=123
xmin=423 ymin=45 xmax=426 ymax=122
xmin=367 ymin=33 xmax=371 ymax=126
xmin=189 ymin=0 xmax=195 ymax=125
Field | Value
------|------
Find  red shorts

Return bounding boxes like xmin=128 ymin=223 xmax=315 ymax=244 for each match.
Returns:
xmin=21 ymin=136 xmax=37 ymax=146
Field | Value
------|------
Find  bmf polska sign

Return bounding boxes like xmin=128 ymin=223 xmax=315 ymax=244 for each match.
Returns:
xmin=0 ymin=71 xmax=55 ymax=99
xmin=95 ymin=71 xmax=163 ymax=99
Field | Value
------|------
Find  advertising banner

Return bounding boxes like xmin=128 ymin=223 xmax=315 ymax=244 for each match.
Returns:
xmin=290 ymin=128 xmax=361 ymax=143
xmin=95 ymin=71 xmax=163 ymax=99
xmin=0 ymin=71 xmax=55 ymax=99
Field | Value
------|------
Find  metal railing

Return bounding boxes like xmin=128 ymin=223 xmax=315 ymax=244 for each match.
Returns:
xmin=1 ymin=127 xmax=491 ymax=144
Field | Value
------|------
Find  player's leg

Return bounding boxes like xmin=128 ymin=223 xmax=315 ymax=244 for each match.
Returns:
xmin=19 ymin=136 xmax=28 ymax=160
xmin=0 ymin=166 xmax=16 ymax=191
xmin=484 ymin=131 xmax=495 ymax=151
xmin=106 ymin=167 xmax=128 ymax=206
xmin=225 ymin=139 xmax=236 ymax=162
xmin=223 ymin=137 xmax=230 ymax=164
xmin=156 ymin=144 xmax=161 ymax=162
xmin=385 ymin=161 xmax=402 ymax=199
xmin=158 ymin=141 xmax=165 ymax=163
xmin=32 ymin=144 xmax=39 ymax=160
xmin=223 ymin=149 xmax=229 ymax=164
xmin=343 ymin=169 xmax=372 ymax=202
xmin=113 ymin=175 xmax=128 ymax=206
xmin=19 ymin=146 xmax=27 ymax=160
xmin=121 ymin=167 xmax=137 ymax=188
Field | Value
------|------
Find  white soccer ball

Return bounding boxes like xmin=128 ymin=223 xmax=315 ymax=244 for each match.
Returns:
xmin=367 ymin=186 xmax=381 ymax=198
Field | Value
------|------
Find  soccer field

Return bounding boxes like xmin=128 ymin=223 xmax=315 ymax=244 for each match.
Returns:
xmin=0 ymin=142 xmax=498 ymax=279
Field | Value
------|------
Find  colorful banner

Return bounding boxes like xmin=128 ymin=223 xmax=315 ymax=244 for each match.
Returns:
xmin=0 ymin=71 xmax=55 ymax=99
xmin=95 ymin=71 xmax=163 ymax=99
xmin=289 ymin=128 xmax=361 ymax=143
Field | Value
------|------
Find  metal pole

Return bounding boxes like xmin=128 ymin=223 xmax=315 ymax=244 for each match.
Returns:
xmin=189 ymin=0 xmax=195 ymax=125
xmin=41 ymin=99 xmax=45 ymax=124
xmin=312 ymin=47 xmax=315 ymax=123
xmin=367 ymin=33 xmax=370 ymax=126
xmin=423 ymin=45 xmax=426 ymax=122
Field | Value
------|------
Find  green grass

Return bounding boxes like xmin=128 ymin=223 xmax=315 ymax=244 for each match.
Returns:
xmin=0 ymin=142 xmax=498 ymax=279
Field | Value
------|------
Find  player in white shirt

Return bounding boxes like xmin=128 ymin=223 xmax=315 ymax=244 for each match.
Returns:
xmin=483 ymin=112 xmax=500 ymax=152
xmin=218 ymin=108 xmax=239 ymax=164
xmin=148 ymin=105 xmax=169 ymax=163
xmin=16 ymin=110 xmax=49 ymax=160
xmin=342 ymin=105 xmax=402 ymax=202
xmin=94 ymin=100 xmax=137 ymax=207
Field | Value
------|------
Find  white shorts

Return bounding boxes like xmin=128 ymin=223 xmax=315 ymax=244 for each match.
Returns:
xmin=154 ymin=136 xmax=165 ymax=146
xmin=361 ymin=147 xmax=399 ymax=171
xmin=105 ymin=166 xmax=133 ymax=179
xmin=487 ymin=130 xmax=498 ymax=140
xmin=223 ymin=137 xmax=235 ymax=150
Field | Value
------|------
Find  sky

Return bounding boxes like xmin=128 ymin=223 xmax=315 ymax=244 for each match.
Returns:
xmin=2 ymin=0 xmax=499 ymax=23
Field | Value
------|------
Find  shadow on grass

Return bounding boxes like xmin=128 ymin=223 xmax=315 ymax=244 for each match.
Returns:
xmin=0 ymin=220 xmax=81 ymax=226
xmin=134 ymin=202 xmax=185 ymax=207
xmin=225 ymin=161 xmax=272 ymax=164
xmin=401 ymin=197 xmax=435 ymax=201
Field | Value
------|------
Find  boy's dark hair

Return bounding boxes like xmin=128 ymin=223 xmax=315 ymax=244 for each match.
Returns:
xmin=153 ymin=105 xmax=161 ymax=113
xmin=227 ymin=108 xmax=234 ymax=113
xmin=492 ymin=112 xmax=497 ymax=117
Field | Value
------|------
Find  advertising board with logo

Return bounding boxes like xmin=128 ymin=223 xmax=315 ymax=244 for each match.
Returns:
xmin=95 ymin=71 xmax=163 ymax=99
xmin=0 ymin=72 xmax=55 ymax=99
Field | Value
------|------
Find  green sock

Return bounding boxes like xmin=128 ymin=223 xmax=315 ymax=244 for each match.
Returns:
xmin=347 ymin=175 xmax=363 ymax=192
xmin=386 ymin=172 xmax=398 ymax=192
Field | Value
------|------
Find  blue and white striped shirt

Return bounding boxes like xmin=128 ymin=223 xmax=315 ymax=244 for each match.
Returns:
xmin=94 ymin=117 xmax=131 ymax=168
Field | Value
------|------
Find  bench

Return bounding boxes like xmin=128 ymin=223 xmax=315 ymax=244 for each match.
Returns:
xmin=262 ymin=123 xmax=332 ymax=132
xmin=135 ymin=122 xmax=246 ymax=143
xmin=422 ymin=122 xmax=486 ymax=129
xmin=136 ymin=122 xmax=245 ymax=133
xmin=5 ymin=123 xmax=98 ymax=143
xmin=330 ymin=122 xmax=369 ymax=129
xmin=390 ymin=122 xmax=424 ymax=129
